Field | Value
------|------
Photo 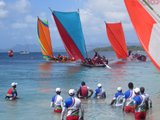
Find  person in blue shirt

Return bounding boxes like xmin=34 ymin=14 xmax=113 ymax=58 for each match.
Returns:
xmin=123 ymin=82 xmax=135 ymax=113
xmin=50 ymin=88 xmax=63 ymax=113
xmin=133 ymin=88 xmax=147 ymax=120
xmin=110 ymin=87 xmax=124 ymax=107
xmin=94 ymin=83 xmax=106 ymax=99
xmin=61 ymin=89 xmax=84 ymax=120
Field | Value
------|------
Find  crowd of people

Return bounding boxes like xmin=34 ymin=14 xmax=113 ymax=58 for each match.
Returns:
xmin=128 ymin=50 xmax=147 ymax=62
xmin=83 ymin=51 xmax=109 ymax=66
xmin=51 ymin=54 xmax=75 ymax=62
xmin=5 ymin=81 xmax=152 ymax=120
xmin=110 ymin=82 xmax=152 ymax=120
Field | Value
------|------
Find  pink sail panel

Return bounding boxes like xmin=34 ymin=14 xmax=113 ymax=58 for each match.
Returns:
xmin=106 ymin=22 xmax=128 ymax=59
xmin=124 ymin=0 xmax=160 ymax=70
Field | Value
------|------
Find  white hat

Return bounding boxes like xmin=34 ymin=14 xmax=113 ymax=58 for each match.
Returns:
xmin=56 ymin=88 xmax=61 ymax=92
xmin=68 ymin=89 xmax=75 ymax=95
xmin=134 ymin=88 xmax=140 ymax=93
xmin=11 ymin=82 xmax=18 ymax=87
xmin=117 ymin=87 xmax=122 ymax=91
xmin=97 ymin=83 xmax=102 ymax=87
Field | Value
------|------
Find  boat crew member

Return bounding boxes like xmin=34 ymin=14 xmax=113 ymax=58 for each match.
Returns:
xmin=8 ymin=49 xmax=14 ymax=57
xmin=123 ymin=82 xmax=135 ymax=112
xmin=77 ymin=81 xmax=93 ymax=99
xmin=140 ymin=87 xmax=152 ymax=110
xmin=110 ymin=87 xmax=124 ymax=107
xmin=133 ymin=88 xmax=147 ymax=120
xmin=5 ymin=82 xmax=18 ymax=100
xmin=102 ymin=56 xmax=108 ymax=64
xmin=61 ymin=89 xmax=84 ymax=120
xmin=50 ymin=88 xmax=63 ymax=113
xmin=94 ymin=83 xmax=106 ymax=99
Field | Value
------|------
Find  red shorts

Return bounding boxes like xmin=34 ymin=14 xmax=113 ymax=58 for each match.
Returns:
xmin=54 ymin=109 xmax=62 ymax=113
xmin=66 ymin=116 xmax=79 ymax=120
xmin=134 ymin=112 xmax=146 ymax=120
xmin=124 ymin=106 xmax=135 ymax=113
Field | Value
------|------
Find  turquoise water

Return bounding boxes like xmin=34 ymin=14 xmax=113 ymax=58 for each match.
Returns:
xmin=0 ymin=52 xmax=159 ymax=120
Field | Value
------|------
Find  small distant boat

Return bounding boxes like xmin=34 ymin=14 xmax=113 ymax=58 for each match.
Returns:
xmin=19 ymin=50 xmax=30 ymax=55
xmin=8 ymin=49 xmax=14 ymax=57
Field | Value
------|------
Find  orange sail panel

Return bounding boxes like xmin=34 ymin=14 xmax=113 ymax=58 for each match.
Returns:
xmin=124 ymin=0 xmax=160 ymax=70
xmin=37 ymin=18 xmax=54 ymax=58
xmin=106 ymin=22 xmax=128 ymax=59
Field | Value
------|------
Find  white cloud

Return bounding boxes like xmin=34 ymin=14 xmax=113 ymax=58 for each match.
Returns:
xmin=11 ymin=14 xmax=36 ymax=29
xmin=25 ymin=15 xmax=36 ymax=23
xmin=0 ymin=0 xmax=8 ymax=18
xmin=13 ymin=0 xmax=31 ymax=13
xmin=79 ymin=0 xmax=135 ymax=46
xmin=12 ymin=22 xmax=28 ymax=29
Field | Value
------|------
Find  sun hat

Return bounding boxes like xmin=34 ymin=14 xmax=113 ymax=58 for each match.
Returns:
xmin=56 ymin=88 xmax=61 ymax=92
xmin=97 ymin=83 xmax=102 ymax=87
xmin=11 ymin=82 xmax=18 ymax=87
xmin=134 ymin=87 xmax=140 ymax=93
xmin=117 ymin=87 xmax=122 ymax=91
xmin=68 ymin=89 xmax=75 ymax=95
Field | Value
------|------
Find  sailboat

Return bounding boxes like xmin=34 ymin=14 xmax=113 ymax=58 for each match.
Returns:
xmin=51 ymin=10 xmax=107 ymax=67
xmin=105 ymin=22 xmax=128 ymax=59
xmin=105 ymin=22 xmax=147 ymax=62
xmin=37 ymin=17 xmax=54 ymax=60
xmin=124 ymin=0 xmax=160 ymax=70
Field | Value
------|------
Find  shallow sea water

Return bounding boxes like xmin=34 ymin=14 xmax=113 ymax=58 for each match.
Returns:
xmin=0 ymin=52 xmax=159 ymax=120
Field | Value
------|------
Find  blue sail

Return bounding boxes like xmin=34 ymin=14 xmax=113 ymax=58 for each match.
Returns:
xmin=53 ymin=11 xmax=87 ymax=59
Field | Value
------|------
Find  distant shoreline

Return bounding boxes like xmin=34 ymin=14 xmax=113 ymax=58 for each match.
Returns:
xmin=93 ymin=45 xmax=144 ymax=52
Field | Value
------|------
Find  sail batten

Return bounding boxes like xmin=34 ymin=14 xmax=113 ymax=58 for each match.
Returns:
xmin=37 ymin=17 xmax=54 ymax=58
xmin=124 ymin=0 xmax=160 ymax=70
xmin=106 ymin=22 xmax=128 ymax=59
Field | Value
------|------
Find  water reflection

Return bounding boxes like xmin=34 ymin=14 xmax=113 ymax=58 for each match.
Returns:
xmin=39 ymin=62 xmax=53 ymax=79
xmin=110 ymin=60 xmax=127 ymax=82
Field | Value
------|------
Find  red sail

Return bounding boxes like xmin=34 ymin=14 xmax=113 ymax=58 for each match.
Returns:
xmin=106 ymin=22 xmax=128 ymax=59
xmin=124 ymin=0 xmax=160 ymax=70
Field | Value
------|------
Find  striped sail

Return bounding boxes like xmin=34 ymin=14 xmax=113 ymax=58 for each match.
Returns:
xmin=37 ymin=17 xmax=54 ymax=59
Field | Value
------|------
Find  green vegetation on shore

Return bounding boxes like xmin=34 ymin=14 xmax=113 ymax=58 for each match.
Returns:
xmin=94 ymin=45 xmax=144 ymax=52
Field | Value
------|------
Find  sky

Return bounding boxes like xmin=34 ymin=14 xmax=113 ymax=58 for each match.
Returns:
xmin=0 ymin=0 xmax=141 ymax=51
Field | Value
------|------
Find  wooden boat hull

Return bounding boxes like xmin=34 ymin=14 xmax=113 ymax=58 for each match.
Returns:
xmin=81 ymin=63 xmax=106 ymax=67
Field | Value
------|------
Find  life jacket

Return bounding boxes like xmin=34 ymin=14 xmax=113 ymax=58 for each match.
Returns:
xmin=80 ymin=86 xmax=88 ymax=97
xmin=7 ymin=88 xmax=13 ymax=96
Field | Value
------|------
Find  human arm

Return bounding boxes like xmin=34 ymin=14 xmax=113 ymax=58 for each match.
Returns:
xmin=149 ymin=98 xmax=152 ymax=108
xmin=110 ymin=96 xmax=116 ymax=105
xmin=61 ymin=107 xmax=67 ymax=120
xmin=50 ymin=102 xmax=54 ymax=107
xmin=79 ymin=103 xmax=84 ymax=120
xmin=88 ymin=89 xmax=93 ymax=98
xmin=76 ymin=88 xmax=81 ymax=98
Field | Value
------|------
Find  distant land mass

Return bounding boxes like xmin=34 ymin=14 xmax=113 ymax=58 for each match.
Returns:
xmin=94 ymin=45 xmax=144 ymax=52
